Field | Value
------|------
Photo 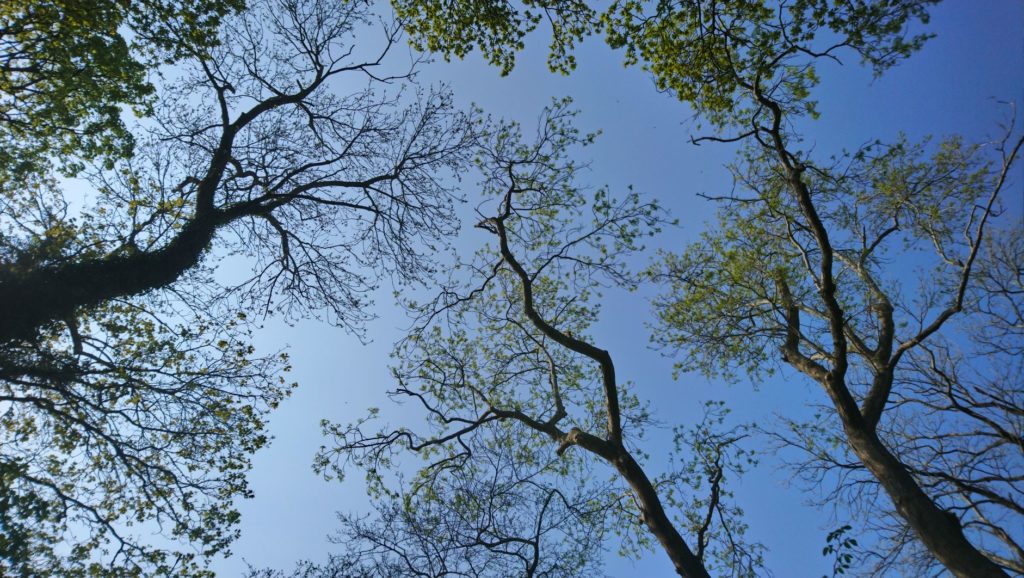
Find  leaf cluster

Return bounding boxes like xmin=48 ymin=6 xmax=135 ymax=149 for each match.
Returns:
xmin=0 ymin=0 xmax=244 ymax=178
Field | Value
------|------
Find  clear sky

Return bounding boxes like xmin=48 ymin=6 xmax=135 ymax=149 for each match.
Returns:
xmin=211 ymin=2 xmax=1024 ymax=576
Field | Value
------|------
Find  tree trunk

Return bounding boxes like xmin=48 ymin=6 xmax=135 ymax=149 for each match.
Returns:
xmin=0 ymin=214 xmax=220 ymax=343
xmin=612 ymin=446 xmax=713 ymax=578
xmin=844 ymin=426 xmax=1009 ymax=578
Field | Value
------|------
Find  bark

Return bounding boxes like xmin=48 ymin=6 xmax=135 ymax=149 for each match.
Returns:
xmin=0 ymin=104 xmax=241 ymax=343
xmin=758 ymin=85 xmax=1014 ymax=576
xmin=843 ymin=424 xmax=1010 ymax=578
xmin=0 ymin=52 xmax=339 ymax=344
xmin=613 ymin=447 xmax=712 ymax=578
xmin=550 ymin=427 xmax=711 ymax=577
xmin=0 ymin=212 xmax=224 ymax=343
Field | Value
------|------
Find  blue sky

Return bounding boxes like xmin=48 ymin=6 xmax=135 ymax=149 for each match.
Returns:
xmin=211 ymin=2 xmax=1024 ymax=576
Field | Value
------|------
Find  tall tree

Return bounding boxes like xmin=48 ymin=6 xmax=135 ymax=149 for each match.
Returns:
xmin=653 ymin=128 xmax=1022 ymax=578
xmin=390 ymin=2 xmax=1023 ymax=576
xmin=0 ymin=0 xmax=477 ymax=574
xmin=315 ymin=102 xmax=762 ymax=578
xmin=759 ymin=225 xmax=1024 ymax=576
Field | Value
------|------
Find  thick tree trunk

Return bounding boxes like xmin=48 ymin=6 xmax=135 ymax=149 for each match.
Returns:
xmin=0 ymin=214 xmax=221 ymax=343
xmin=0 ymin=107 xmax=254 ymax=344
xmin=844 ymin=426 xmax=1009 ymax=578
xmin=769 ymin=109 xmax=1010 ymax=576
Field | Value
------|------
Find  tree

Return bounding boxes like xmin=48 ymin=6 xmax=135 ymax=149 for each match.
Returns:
xmin=314 ymin=101 xmax=762 ymax=578
xmin=0 ymin=0 xmax=477 ymax=574
xmin=389 ymin=0 xmax=935 ymax=99
xmin=388 ymin=1 xmax=1022 ymax=576
xmin=0 ymin=0 xmax=477 ymax=344
xmin=760 ymin=226 xmax=1024 ymax=576
xmin=654 ymin=128 xmax=1022 ymax=578
xmin=326 ymin=440 xmax=615 ymax=577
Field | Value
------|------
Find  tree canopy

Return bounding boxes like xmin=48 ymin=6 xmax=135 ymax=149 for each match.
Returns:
xmin=0 ymin=0 xmax=245 ymax=177
xmin=391 ymin=0 xmax=935 ymax=126
xmin=0 ymin=0 xmax=478 ymax=574
xmin=357 ymin=1 xmax=1023 ymax=577
xmin=654 ymin=120 xmax=1022 ymax=577
xmin=3 ymin=0 xmax=1020 ymax=576
xmin=313 ymin=99 xmax=760 ymax=578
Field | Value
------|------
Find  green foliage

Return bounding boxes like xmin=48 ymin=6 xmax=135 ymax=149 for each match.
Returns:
xmin=393 ymin=0 xmax=935 ymax=127
xmin=822 ymin=525 xmax=858 ymax=577
xmin=393 ymin=0 xmax=598 ymax=75
xmin=604 ymin=0 xmax=934 ymax=128
xmin=1 ymin=0 xmax=480 ymax=573
xmin=0 ymin=3 xmax=264 ymax=573
xmin=0 ymin=295 xmax=293 ymax=576
xmin=320 ymin=97 xmax=659 ymax=482
xmin=384 ymin=2 xmax=1022 ymax=575
xmin=0 ymin=0 xmax=244 ymax=178
xmin=316 ymin=101 xmax=764 ymax=576
xmin=652 ymin=135 xmax=998 ymax=382
xmin=664 ymin=402 xmax=763 ymax=577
